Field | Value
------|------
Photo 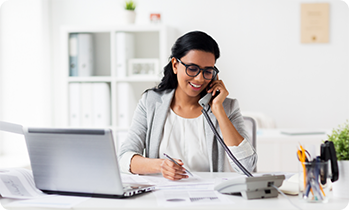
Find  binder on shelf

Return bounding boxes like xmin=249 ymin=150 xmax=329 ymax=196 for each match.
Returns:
xmin=117 ymin=82 xmax=136 ymax=127
xmin=92 ymin=83 xmax=111 ymax=127
xmin=69 ymin=33 xmax=94 ymax=77
xmin=115 ymin=32 xmax=134 ymax=78
xmin=69 ymin=34 xmax=78 ymax=76
xmin=78 ymin=34 xmax=94 ymax=77
xmin=69 ymin=83 xmax=81 ymax=126
xmin=80 ymin=83 xmax=93 ymax=127
xmin=68 ymin=82 xmax=111 ymax=127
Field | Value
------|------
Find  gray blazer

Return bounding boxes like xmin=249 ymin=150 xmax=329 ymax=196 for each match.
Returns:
xmin=118 ymin=89 xmax=257 ymax=172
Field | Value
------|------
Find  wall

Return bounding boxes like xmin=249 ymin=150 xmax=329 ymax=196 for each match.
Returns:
xmin=0 ymin=0 xmax=51 ymax=161
xmin=50 ymin=0 xmax=349 ymax=129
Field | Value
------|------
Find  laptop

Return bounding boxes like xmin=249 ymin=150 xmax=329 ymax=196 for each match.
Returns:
xmin=22 ymin=127 xmax=154 ymax=198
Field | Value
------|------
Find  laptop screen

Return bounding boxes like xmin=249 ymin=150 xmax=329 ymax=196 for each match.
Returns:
xmin=23 ymin=127 xmax=124 ymax=196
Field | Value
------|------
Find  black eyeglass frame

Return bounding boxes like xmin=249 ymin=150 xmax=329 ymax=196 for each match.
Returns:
xmin=175 ymin=58 xmax=219 ymax=80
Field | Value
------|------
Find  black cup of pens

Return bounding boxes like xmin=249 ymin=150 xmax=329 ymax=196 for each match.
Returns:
xmin=299 ymin=159 xmax=330 ymax=203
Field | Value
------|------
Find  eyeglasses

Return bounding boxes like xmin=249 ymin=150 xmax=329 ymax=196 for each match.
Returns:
xmin=176 ymin=58 xmax=219 ymax=80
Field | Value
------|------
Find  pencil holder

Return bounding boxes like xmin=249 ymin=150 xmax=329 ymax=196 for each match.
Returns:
xmin=299 ymin=160 xmax=330 ymax=203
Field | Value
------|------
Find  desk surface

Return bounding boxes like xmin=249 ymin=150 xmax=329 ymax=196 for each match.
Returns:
xmin=1 ymin=172 xmax=348 ymax=210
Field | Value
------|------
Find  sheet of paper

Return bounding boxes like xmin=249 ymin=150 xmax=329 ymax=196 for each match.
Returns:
xmin=0 ymin=168 xmax=47 ymax=199
xmin=154 ymin=189 xmax=233 ymax=207
xmin=135 ymin=173 xmax=214 ymax=190
xmin=0 ymin=121 xmax=23 ymax=135
xmin=4 ymin=195 xmax=89 ymax=209
xmin=120 ymin=173 xmax=151 ymax=184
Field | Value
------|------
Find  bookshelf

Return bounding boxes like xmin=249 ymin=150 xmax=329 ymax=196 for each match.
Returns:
xmin=59 ymin=25 xmax=176 ymax=147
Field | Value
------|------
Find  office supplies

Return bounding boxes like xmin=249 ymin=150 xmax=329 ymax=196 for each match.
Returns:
xmin=69 ymin=33 xmax=78 ymax=76
xmin=92 ymin=82 xmax=111 ymax=126
xmin=0 ymin=168 xmax=47 ymax=199
xmin=214 ymin=174 xmax=285 ymax=200
xmin=77 ymin=33 xmax=94 ymax=76
xmin=117 ymin=82 xmax=136 ymax=127
xmin=69 ymin=83 xmax=81 ymax=126
xmin=69 ymin=83 xmax=111 ymax=127
xmin=320 ymin=141 xmax=338 ymax=182
xmin=163 ymin=153 xmax=193 ymax=177
xmin=69 ymin=33 xmax=94 ymax=77
xmin=297 ymin=142 xmax=338 ymax=202
xmin=0 ymin=121 xmax=23 ymax=135
xmin=300 ymin=159 xmax=329 ymax=202
xmin=115 ymin=32 xmax=134 ymax=78
xmin=80 ymin=83 xmax=93 ymax=126
xmin=297 ymin=145 xmax=308 ymax=189
xmin=23 ymin=127 xmax=154 ymax=198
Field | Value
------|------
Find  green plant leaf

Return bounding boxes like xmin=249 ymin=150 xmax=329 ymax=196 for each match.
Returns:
xmin=125 ymin=0 xmax=136 ymax=10
xmin=327 ymin=120 xmax=349 ymax=160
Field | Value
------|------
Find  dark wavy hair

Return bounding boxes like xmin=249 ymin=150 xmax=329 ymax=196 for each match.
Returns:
xmin=147 ymin=31 xmax=220 ymax=96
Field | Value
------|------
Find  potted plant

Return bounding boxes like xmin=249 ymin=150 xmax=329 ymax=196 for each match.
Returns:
xmin=327 ymin=120 xmax=349 ymax=198
xmin=121 ymin=0 xmax=136 ymax=24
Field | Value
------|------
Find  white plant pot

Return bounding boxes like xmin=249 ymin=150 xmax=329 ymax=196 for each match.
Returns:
xmin=120 ymin=10 xmax=136 ymax=24
xmin=333 ymin=160 xmax=349 ymax=198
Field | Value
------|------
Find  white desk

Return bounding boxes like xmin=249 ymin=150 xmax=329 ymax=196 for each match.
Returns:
xmin=1 ymin=172 xmax=348 ymax=210
xmin=257 ymin=129 xmax=329 ymax=172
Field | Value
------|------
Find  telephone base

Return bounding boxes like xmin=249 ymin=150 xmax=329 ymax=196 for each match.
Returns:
xmin=226 ymin=188 xmax=279 ymax=200
xmin=214 ymin=174 xmax=285 ymax=200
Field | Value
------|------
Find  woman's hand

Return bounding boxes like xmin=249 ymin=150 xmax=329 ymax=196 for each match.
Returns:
xmin=206 ymin=75 xmax=229 ymax=114
xmin=160 ymin=159 xmax=189 ymax=181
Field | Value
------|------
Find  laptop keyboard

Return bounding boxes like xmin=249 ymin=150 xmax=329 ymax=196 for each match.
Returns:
xmin=123 ymin=184 xmax=155 ymax=197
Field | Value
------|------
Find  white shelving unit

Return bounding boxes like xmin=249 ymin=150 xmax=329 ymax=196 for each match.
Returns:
xmin=59 ymin=25 xmax=176 ymax=147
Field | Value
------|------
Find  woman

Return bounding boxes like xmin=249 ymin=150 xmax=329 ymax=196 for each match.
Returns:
xmin=118 ymin=31 xmax=257 ymax=180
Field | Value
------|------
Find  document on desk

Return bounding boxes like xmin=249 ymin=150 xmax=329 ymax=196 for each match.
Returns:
xmin=154 ymin=190 xmax=233 ymax=207
xmin=4 ymin=196 xmax=89 ymax=209
xmin=136 ymin=173 xmax=215 ymax=190
xmin=0 ymin=168 xmax=46 ymax=199
xmin=0 ymin=168 xmax=89 ymax=208
xmin=0 ymin=121 xmax=23 ymax=135
xmin=126 ymin=173 xmax=233 ymax=207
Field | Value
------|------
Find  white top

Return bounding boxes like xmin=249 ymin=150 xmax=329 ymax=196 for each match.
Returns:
xmin=158 ymin=109 xmax=210 ymax=172
xmin=120 ymin=109 xmax=255 ymax=174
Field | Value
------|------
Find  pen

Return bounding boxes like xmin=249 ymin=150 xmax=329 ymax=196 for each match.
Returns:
xmin=163 ymin=153 xmax=193 ymax=177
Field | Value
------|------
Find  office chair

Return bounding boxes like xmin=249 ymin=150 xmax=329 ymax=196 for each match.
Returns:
xmin=243 ymin=116 xmax=257 ymax=172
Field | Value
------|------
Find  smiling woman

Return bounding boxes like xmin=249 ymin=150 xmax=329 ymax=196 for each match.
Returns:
xmin=118 ymin=31 xmax=257 ymax=181
xmin=172 ymin=50 xmax=216 ymax=102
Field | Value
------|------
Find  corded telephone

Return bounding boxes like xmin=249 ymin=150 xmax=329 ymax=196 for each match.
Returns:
xmin=214 ymin=174 xmax=285 ymax=200
xmin=199 ymin=74 xmax=285 ymax=200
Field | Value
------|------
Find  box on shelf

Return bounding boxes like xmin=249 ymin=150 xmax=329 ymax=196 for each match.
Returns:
xmin=128 ymin=58 xmax=159 ymax=77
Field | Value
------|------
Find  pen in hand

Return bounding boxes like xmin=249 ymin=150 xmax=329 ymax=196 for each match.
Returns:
xmin=163 ymin=153 xmax=193 ymax=177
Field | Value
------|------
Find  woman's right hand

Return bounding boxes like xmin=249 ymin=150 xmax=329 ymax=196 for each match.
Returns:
xmin=160 ymin=159 xmax=189 ymax=181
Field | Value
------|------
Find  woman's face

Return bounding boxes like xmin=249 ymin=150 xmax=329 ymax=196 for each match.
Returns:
xmin=172 ymin=50 xmax=216 ymax=98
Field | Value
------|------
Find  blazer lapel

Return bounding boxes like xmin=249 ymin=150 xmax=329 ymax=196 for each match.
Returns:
xmin=148 ymin=89 xmax=175 ymax=158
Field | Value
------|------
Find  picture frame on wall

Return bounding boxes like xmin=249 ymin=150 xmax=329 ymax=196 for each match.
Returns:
xmin=128 ymin=58 xmax=159 ymax=77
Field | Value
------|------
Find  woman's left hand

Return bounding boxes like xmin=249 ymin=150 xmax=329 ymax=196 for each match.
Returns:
xmin=206 ymin=75 xmax=229 ymax=112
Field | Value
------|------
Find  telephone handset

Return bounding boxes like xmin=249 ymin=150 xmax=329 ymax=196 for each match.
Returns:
xmin=198 ymin=75 xmax=219 ymax=107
